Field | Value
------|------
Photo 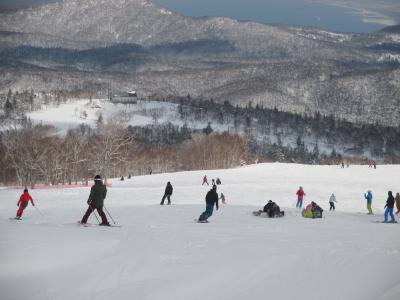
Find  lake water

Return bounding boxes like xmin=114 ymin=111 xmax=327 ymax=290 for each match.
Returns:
xmin=152 ymin=0 xmax=384 ymax=33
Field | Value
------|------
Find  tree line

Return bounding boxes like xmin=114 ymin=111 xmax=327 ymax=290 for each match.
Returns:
xmin=0 ymin=118 xmax=248 ymax=187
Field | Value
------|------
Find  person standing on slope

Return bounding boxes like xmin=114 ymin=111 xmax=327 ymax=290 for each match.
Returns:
xmin=329 ymin=193 xmax=337 ymax=211
xmin=220 ymin=192 xmax=226 ymax=204
xmin=202 ymin=175 xmax=209 ymax=185
xmin=160 ymin=182 xmax=173 ymax=205
xmin=383 ymin=191 xmax=396 ymax=223
xmin=364 ymin=190 xmax=373 ymax=215
xmin=15 ymin=188 xmax=35 ymax=219
xmin=80 ymin=175 xmax=110 ymax=226
xmin=296 ymin=186 xmax=306 ymax=209
xmin=198 ymin=185 xmax=219 ymax=222
xmin=395 ymin=192 xmax=400 ymax=215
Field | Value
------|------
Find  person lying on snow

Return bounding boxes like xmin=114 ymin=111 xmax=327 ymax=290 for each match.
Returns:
xmin=302 ymin=201 xmax=323 ymax=218
xmin=253 ymin=200 xmax=284 ymax=217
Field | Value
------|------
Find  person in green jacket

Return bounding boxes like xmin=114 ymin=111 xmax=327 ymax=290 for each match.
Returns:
xmin=80 ymin=175 xmax=110 ymax=226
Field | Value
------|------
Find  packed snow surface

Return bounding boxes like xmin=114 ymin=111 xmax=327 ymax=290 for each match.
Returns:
xmin=1 ymin=163 xmax=400 ymax=300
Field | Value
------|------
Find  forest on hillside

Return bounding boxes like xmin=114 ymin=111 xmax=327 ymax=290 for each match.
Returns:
xmin=1 ymin=90 xmax=399 ymax=187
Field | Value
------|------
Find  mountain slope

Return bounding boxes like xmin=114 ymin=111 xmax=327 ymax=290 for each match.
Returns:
xmin=1 ymin=163 xmax=400 ymax=300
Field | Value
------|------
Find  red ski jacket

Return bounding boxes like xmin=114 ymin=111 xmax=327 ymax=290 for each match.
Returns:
xmin=18 ymin=192 xmax=34 ymax=206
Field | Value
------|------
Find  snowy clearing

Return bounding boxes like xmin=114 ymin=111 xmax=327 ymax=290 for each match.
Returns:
xmin=1 ymin=163 xmax=400 ymax=300
xmin=26 ymin=99 xmax=228 ymax=134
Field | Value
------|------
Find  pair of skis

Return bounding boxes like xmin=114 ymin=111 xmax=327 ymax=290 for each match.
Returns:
xmin=77 ymin=221 xmax=122 ymax=227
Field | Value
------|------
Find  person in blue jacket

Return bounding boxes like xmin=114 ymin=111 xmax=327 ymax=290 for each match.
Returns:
xmin=364 ymin=190 xmax=373 ymax=214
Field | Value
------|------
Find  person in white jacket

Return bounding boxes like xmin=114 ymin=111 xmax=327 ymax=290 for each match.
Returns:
xmin=329 ymin=193 xmax=337 ymax=211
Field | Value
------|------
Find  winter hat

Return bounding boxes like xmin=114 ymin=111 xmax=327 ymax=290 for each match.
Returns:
xmin=23 ymin=188 xmax=28 ymax=192
xmin=94 ymin=175 xmax=102 ymax=181
xmin=212 ymin=185 xmax=217 ymax=190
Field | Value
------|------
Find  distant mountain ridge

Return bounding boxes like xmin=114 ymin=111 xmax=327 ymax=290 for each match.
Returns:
xmin=0 ymin=0 xmax=400 ymax=126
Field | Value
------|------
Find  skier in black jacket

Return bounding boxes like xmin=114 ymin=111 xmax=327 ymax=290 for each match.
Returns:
xmin=198 ymin=185 xmax=219 ymax=222
xmin=80 ymin=175 xmax=109 ymax=226
xmin=160 ymin=182 xmax=173 ymax=205
xmin=383 ymin=191 xmax=396 ymax=223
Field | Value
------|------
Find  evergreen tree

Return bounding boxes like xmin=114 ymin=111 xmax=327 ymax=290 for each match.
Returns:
xmin=4 ymin=98 xmax=13 ymax=117
xmin=203 ymin=122 xmax=213 ymax=135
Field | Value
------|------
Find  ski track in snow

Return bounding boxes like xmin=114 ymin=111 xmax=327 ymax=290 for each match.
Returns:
xmin=1 ymin=163 xmax=400 ymax=300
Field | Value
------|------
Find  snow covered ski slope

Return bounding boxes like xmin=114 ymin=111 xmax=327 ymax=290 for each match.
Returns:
xmin=1 ymin=163 xmax=400 ymax=300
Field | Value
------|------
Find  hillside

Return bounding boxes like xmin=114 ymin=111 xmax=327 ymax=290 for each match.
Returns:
xmin=1 ymin=163 xmax=400 ymax=300
xmin=0 ymin=0 xmax=400 ymax=126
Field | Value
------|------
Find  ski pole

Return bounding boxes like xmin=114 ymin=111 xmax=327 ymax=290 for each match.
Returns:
xmin=34 ymin=205 xmax=45 ymax=217
xmin=87 ymin=200 xmax=100 ymax=224
xmin=92 ymin=208 xmax=100 ymax=224
xmin=104 ymin=206 xmax=116 ymax=224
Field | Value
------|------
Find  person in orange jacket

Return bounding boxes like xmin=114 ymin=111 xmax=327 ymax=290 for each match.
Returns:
xmin=15 ymin=188 xmax=35 ymax=219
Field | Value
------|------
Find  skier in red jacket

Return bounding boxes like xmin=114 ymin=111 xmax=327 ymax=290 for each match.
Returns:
xmin=15 ymin=188 xmax=35 ymax=219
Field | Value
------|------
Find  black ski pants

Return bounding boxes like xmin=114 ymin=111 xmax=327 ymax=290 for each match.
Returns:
xmin=81 ymin=204 xmax=108 ymax=224
xmin=160 ymin=194 xmax=171 ymax=205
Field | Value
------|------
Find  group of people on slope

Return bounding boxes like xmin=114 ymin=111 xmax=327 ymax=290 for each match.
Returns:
xmin=14 ymin=176 xmax=400 ymax=224
xmin=158 ymin=178 xmax=225 ymax=222
xmin=294 ymin=186 xmax=400 ymax=222
xmin=202 ymin=175 xmax=221 ymax=186
xmin=294 ymin=186 xmax=323 ymax=218
xmin=14 ymin=175 xmax=111 ymax=226
xmin=365 ymin=190 xmax=400 ymax=223
xmin=364 ymin=190 xmax=400 ymax=223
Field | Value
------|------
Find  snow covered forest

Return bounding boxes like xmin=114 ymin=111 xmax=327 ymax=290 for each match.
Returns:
xmin=1 ymin=89 xmax=400 ymax=188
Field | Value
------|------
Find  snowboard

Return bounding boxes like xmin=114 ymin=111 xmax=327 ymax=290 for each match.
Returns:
xmin=195 ymin=219 xmax=209 ymax=223
xmin=252 ymin=210 xmax=263 ymax=216
xmin=9 ymin=217 xmax=22 ymax=220
xmin=252 ymin=211 xmax=285 ymax=217
xmin=372 ymin=220 xmax=398 ymax=224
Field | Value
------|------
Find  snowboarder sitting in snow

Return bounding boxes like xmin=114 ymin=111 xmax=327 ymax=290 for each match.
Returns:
xmin=80 ymin=175 xmax=110 ymax=226
xmin=216 ymin=178 xmax=221 ymax=185
xmin=160 ymin=182 xmax=173 ymax=205
xmin=264 ymin=200 xmax=283 ymax=217
xmin=302 ymin=201 xmax=323 ymax=218
xmin=15 ymin=188 xmax=35 ymax=219
xmin=198 ymin=185 xmax=219 ymax=222
xmin=253 ymin=200 xmax=284 ymax=217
